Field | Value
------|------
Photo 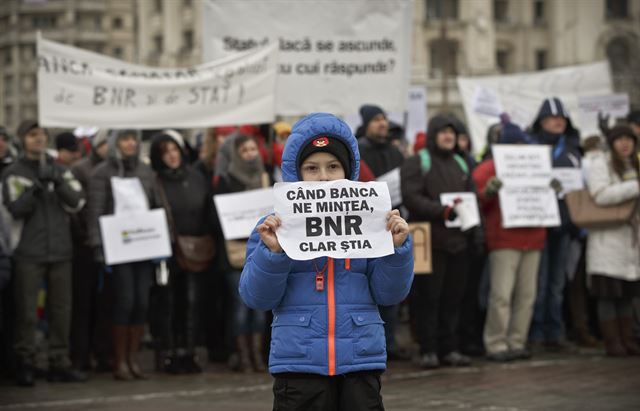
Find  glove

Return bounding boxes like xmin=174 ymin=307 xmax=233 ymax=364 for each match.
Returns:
xmin=38 ymin=164 xmax=63 ymax=186
xmin=550 ymin=178 xmax=563 ymax=194
xmin=444 ymin=206 xmax=458 ymax=222
xmin=597 ymin=111 xmax=610 ymax=135
xmin=484 ymin=177 xmax=503 ymax=198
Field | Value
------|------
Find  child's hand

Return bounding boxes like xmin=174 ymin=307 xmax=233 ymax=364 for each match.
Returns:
xmin=257 ymin=215 xmax=283 ymax=253
xmin=386 ymin=209 xmax=409 ymax=248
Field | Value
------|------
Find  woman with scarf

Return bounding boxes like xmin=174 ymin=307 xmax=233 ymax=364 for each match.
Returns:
xmin=149 ymin=130 xmax=219 ymax=373
xmin=584 ymin=125 xmax=640 ymax=356
xmin=215 ymin=134 xmax=271 ymax=372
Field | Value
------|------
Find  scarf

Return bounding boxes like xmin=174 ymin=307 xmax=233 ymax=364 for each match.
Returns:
xmin=228 ymin=151 xmax=265 ymax=190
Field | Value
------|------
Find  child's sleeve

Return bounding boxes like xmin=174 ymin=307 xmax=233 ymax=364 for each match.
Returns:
xmin=239 ymin=216 xmax=293 ymax=311
xmin=366 ymin=235 xmax=414 ymax=306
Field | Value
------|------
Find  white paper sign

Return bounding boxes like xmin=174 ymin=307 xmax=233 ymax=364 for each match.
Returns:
xmin=214 ymin=188 xmax=274 ymax=240
xmin=377 ymin=168 xmax=402 ymax=207
xmin=111 ymin=177 xmax=148 ymax=215
xmin=493 ymin=145 xmax=560 ymax=228
xmin=406 ymin=86 xmax=428 ymax=146
xmin=577 ymin=93 xmax=630 ymax=136
xmin=472 ymin=86 xmax=503 ymax=117
xmin=273 ymin=180 xmax=394 ymax=260
xmin=203 ymin=0 xmax=412 ymax=116
xmin=440 ymin=192 xmax=481 ymax=231
xmin=552 ymin=167 xmax=584 ymax=199
xmin=99 ymin=209 xmax=172 ymax=265
xmin=38 ymin=35 xmax=277 ymax=128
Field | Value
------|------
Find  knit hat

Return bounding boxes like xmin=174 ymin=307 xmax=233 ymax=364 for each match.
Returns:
xmin=606 ymin=125 xmax=637 ymax=146
xmin=498 ymin=122 xmax=530 ymax=145
xmin=16 ymin=119 xmax=41 ymax=141
xmin=359 ymin=105 xmax=385 ymax=131
xmin=297 ymin=135 xmax=351 ymax=178
xmin=92 ymin=129 xmax=109 ymax=148
xmin=55 ymin=132 xmax=79 ymax=152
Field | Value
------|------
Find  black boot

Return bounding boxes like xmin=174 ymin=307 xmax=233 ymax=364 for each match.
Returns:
xmin=16 ymin=359 xmax=35 ymax=387
xmin=47 ymin=366 xmax=88 ymax=383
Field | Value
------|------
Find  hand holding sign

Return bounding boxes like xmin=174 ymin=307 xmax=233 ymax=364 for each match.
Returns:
xmin=257 ymin=215 xmax=283 ymax=253
xmin=386 ymin=209 xmax=409 ymax=247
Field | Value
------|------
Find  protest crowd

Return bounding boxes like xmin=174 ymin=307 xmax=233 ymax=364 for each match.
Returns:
xmin=0 ymin=97 xmax=639 ymax=390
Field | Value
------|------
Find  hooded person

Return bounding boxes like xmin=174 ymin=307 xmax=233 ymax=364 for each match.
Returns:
xmin=239 ymin=113 xmax=413 ymax=410
xmin=148 ymin=130 xmax=219 ymax=374
xmin=87 ymin=129 xmax=161 ymax=381
xmin=400 ymin=114 xmax=484 ymax=369
xmin=472 ymin=120 xmax=546 ymax=362
xmin=528 ymin=97 xmax=582 ymax=350
xmin=2 ymin=119 xmax=86 ymax=386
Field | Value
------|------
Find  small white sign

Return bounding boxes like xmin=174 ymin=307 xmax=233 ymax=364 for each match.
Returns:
xmin=472 ymin=86 xmax=503 ymax=117
xmin=99 ymin=209 xmax=172 ymax=265
xmin=440 ymin=192 xmax=481 ymax=231
xmin=273 ymin=180 xmax=394 ymax=261
xmin=552 ymin=167 xmax=584 ymax=199
xmin=111 ymin=177 xmax=149 ymax=215
xmin=377 ymin=168 xmax=402 ymax=207
xmin=577 ymin=93 xmax=630 ymax=137
xmin=498 ymin=187 xmax=561 ymax=228
xmin=493 ymin=145 xmax=553 ymax=187
xmin=214 ymin=188 xmax=274 ymax=240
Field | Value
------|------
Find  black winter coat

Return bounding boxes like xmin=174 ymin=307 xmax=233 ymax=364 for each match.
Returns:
xmin=358 ymin=137 xmax=404 ymax=178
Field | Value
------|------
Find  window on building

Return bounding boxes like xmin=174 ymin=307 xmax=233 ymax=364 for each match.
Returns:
xmin=3 ymin=75 xmax=13 ymax=97
xmin=155 ymin=0 xmax=163 ymax=13
xmin=3 ymin=47 xmax=12 ymax=65
xmin=429 ymin=39 xmax=458 ymax=77
xmin=112 ymin=16 xmax=123 ymax=29
xmin=607 ymin=37 xmax=630 ymax=71
xmin=20 ymin=44 xmax=35 ymax=62
xmin=535 ymin=49 xmax=547 ymax=70
xmin=426 ymin=0 xmax=459 ymax=21
xmin=183 ymin=30 xmax=194 ymax=52
xmin=32 ymin=14 xmax=57 ymax=29
xmin=606 ymin=0 xmax=628 ymax=19
xmin=113 ymin=47 xmax=124 ymax=59
xmin=154 ymin=35 xmax=163 ymax=53
xmin=533 ymin=0 xmax=546 ymax=24
xmin=21 ymin=75 xmax=35 ymax=93
xmin=93 ymin=15 xmax=102 ymax=30
xmin=494 ymin=0 xmax=509 ymax=22
xmin=4 ymin=105 xmax=13 ymax=124
xmin=496 ymin=50 xmax=510 ymax=73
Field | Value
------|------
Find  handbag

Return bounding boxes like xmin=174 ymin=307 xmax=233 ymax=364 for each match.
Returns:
xmin=565 ymin=188 xmax=637 ymax=229
xmin=157 ymin=178 xmax=216 ymax=272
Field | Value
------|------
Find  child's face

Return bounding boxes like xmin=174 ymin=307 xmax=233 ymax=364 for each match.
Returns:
xmin=300 ymin=152 xmax=346 ymax=181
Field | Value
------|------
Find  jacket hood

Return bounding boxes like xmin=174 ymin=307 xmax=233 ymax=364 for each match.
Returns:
xmin=531 ymin=97 xmax=579 ymax=138
xmin=282 ymin=113 xmax=360 ymax=182
xmin=107 ymin=129 xmax=141 ymax=161
xmin=150 ymin=130 xmax=187 ymax=172
xmin=426 ymin=115 xmax=458 ymax=152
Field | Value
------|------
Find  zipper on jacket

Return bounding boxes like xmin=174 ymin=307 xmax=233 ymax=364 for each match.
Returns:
xmin=327 ymin=257 xmax=336 ymax=376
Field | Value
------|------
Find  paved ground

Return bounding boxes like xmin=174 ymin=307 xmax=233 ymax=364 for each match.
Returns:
xmin=1 ymin=349 xmax=639 ymax=410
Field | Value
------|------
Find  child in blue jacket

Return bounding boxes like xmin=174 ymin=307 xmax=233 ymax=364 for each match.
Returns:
xmin=239 ymin=113 xmax=414 ymax=410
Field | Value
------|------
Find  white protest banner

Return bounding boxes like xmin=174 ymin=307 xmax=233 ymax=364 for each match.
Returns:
xmin=273 ymin=180 xmax=394 ymax=261
xmin=214 ymin=188 xmax=274 ymax=240
xmin=406 ymin=85 xmax=428 ymax=147
xmin=457 ymin=61 xmax=613 ymax=154
xmin=377 ymin=168 xmax=402 ymax=207
xmin=577 ymin=93 xmax=630 ymax=135
xmin=203 ymin=0 xmax=412 ymax=116
xmin=552 ymin=167 xmax=584 ymax=199
xmin=99 ymin=209 xmax=172 ymax=266
xmin=493 ymin=145 xmax=560 ymax=228
xmin=440 ymin=192 xmax=481 ymax=231
xmin=472 ymin=86 xmax=503 ymax=117
xmin=37 ymin=34 xmax=277 ymax=128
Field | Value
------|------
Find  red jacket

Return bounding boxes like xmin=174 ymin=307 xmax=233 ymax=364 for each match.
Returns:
xmin=473 ymin=159 xmax=546 ymax=251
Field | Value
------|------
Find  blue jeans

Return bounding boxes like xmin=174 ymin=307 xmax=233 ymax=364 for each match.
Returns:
xmin=226 ymin=270 xmax=265 ymax=337
xmin=529 ymin=230 xmax=570 ymax=342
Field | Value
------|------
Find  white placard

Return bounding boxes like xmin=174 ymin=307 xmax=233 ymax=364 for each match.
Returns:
xmin=214 ymin=188 xmax=274 ymax=240
xmin=38 ymin=35 xmax=277 ymax=128
xmin=273 ymin=180 xmax=394 ymax=260
xmin=493 ymin=145 xmax=560 ymax=228
xmin=457 ymin=61 xmax=613 ymax=154
xmin=552 ymin=167 xmax=585 ymax=199
xmin=440 ymin=192 xmax=481 ymax=231
xmin=406 ymin=85 xmax=428 ymax=146
xmin=111 ymin=177 xmax=148 ymax=215
xmin=472 ymin=86 xmax=503 ymax=117
xmin=577 ymin=93 xmax=630 ymax=135
xmin=203 ymin=0 xmax=412 ymax=116
xmin=99 ymin=209 xmax=172 ymax=265
xmin=377 ymin=168 xmax=402 ymax=207
xmin=493 ymin=145 xmax=553 ymax=187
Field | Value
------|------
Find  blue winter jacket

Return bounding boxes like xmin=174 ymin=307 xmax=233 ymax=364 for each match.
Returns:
xmin=239 ymin=113 xmax=414 ymax=376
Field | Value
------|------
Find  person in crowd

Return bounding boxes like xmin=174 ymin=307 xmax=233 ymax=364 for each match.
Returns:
xmin=584 ymin=125 xmax=640 ymax=356
xmin=216 ymin=134 xmax=271 ymax=373
xmin=55 ymin=132 xmax=81 ymax=167
xmin=528 ymin=97 xmax=581 ymax=351
xmin=271 ymin=121 xmax=292 ymax=183
xmin=88 ymin=129 xmax=161 ymax=381
xmin=451 ymin=115 xmax=477 ymax=171
xmin=215 ymin=125 xmax=270 ymax=179
xmin=355 ymin=104 xmax=409 ymax=361
xmin=388 ymin=121 xmax=411 ymax=158
xmin=480 ymin=122 xmax=503 ymax=162
xmin=150 ymin=130 xmax=219 ymax=374
xmin=473 ymin=120 xmax=545 ymax=362
xmin=0 ymin=127 xmax=16 ymax=175
xmin=2 ymin=120 xmax=86 ymax=386
xmin=194 ymin=127 xmax=225 ymax=186
xmin=626 ymin=110 xmax=640 ymax=140
xmin=401 ymin=114 xmax=483 ymax=369
xmin=69 ymin=129 xmax=111 ymax=372
xmin=240 ymin=113 xmax=413 ymax=410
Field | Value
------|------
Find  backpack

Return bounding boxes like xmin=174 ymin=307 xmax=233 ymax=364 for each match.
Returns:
xmin=418 ymin=148 xmax=469 ymax=175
